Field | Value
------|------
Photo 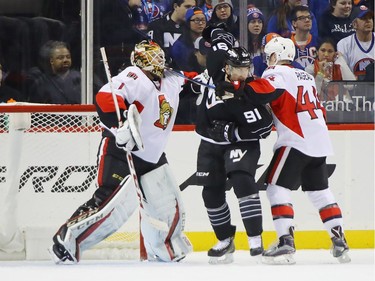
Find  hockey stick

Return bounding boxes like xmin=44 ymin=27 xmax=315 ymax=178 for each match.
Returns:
xmin=164 ymin=67 xmax=215 ymax=89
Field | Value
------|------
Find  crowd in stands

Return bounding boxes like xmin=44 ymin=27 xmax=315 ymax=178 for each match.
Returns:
xmin=0 ymin=0 xmax=373 ymax=123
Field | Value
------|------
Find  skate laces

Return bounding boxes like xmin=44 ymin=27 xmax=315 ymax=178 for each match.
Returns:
xmin=212 ymin=237 xmax=232 ymax=250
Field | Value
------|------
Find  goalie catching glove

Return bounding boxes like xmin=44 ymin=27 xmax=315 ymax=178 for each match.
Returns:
xmin=115 ymin=104 xmax=144 ymax=151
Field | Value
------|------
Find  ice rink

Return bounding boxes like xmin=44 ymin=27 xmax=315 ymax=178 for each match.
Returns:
xmin=0 ymin=249 xmax=374 ymax=281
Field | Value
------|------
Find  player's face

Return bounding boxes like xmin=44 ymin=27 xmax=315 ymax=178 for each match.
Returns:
xmin=318 ymin=43 xmax=336 ymax=62
xmin=247 ymin=19 xmax=263 ymax=35
xmin=226 ymin=65 xmax=250 ymax=81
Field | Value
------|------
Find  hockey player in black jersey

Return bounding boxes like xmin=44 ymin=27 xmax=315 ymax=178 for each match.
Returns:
xmin=194 ymin=24 xmax=274 ymax=264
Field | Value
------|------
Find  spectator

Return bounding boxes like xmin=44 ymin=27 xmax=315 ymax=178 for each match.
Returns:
xmin=246 ymin=6 xmax=266 ymax=61
xmin=208 ymin=0 xmax=239 ymax=39
xmin=252 ymin=32 xmax=304 ymax=78
xmin=305 ymin=37 xmax=355 ymax=102
xmin=318 ymin=0 xmax=355 ymax=45
xmin=307 ymin=0 xmax=330 ymax=22
xmin=147 ymin=0 xmax=197 ymax=62
xmin=170 ymin=6 xmax=207 ymax=71
xmin=267 ymin=0 xmax=319 ymax=38
xmin=290 ymin=5 xmax=318 ymax=69
xmin=199 ymin=0 xmax=214 ymax=20
xmin=94 ymin=0 xmax=146 ymax=77
xmin=134 ymin=0 xmax=172 ymax=31
xmin=25 ymin=41 xmax=81 ymax=104
xmin=337 ymin=6 xmax=374 ymax=80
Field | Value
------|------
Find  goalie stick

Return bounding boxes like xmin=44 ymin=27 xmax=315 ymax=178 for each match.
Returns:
xmin=164 ymin=67 xmax=215 ymax=89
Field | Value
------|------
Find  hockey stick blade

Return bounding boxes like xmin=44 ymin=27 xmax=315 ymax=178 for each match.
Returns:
xmin=128 ymin=104 xmax=144 ymax=151
xmin=256 ymin=163 xmax=337 ymax=191
xmin=180 ymin=165 xmax=263 ymax=191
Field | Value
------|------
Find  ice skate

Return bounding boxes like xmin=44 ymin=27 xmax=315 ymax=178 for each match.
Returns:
xmin=331 ymin=226 xmax=351 ymax=263
xmin=208 ymin=236 xmax=235 ymax=264
xmin=262 ymin=234 xmax=296 ymax=265
xmin=248 ymin=235 xmax=263 ymax=262
xmin=49 ymin=225 xmax=78 ymax=265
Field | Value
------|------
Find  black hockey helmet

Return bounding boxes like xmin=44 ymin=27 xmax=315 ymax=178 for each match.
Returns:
xmin=225 ymin=47 xmax=251 ymax=67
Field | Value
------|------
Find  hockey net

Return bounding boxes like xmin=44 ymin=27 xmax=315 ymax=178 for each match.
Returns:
xmin=0 ymin=103 xmax=143 ymax=261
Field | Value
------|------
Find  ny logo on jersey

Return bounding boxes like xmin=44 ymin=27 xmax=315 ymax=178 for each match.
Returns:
xmin=229 ymin=149 xmax=247 ymax=163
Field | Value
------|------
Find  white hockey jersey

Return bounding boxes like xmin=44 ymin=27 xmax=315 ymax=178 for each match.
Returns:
xmin=99 ymin=66 xmax=185 ymax=163
xmin=262 ymin=65 xmax=333 ymax=157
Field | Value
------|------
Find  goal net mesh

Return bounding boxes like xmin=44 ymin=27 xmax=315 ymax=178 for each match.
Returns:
xmin=0 ymin=104 xmax=141 ymax=260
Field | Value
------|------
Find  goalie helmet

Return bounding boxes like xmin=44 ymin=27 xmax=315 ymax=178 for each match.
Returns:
xmin=225 ymin=47 xmax=251 ymax=67
xmin=264 ymin=37 xmax=295 ymax=66
xmin=130 ymin=40 xmax=165 ymax=78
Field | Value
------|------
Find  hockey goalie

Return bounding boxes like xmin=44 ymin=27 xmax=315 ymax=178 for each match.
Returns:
xmin=49 ymin=40 xmax=192 ymax=264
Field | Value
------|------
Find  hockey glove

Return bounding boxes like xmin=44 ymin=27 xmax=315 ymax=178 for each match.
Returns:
xmin=208 ymin=120 xmax=237 ymax=143
xmin=202 ymin=22 xmax=228 ymax=43
xmin=115 ymin=119 xmax=137 ymax=151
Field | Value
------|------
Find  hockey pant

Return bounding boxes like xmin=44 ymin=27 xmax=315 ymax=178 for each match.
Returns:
xmin=140 ymin=164 xmax=192 ymax=261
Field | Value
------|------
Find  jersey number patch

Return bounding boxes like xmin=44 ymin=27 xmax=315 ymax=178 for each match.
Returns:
xmin=296 ymin=85 xmax=324 ymax=119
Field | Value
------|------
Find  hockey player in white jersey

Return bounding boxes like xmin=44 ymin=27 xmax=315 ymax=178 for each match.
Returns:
xmin=49 ymin=40 xmax=192 ymax=263
xmin=224 ymin=37 xmax=350 ymax=265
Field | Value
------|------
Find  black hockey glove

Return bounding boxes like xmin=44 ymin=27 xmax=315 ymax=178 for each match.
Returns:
xmin=208 ymin=120 xmax=237 ymax=143
xmin=202 ymin=22 xmax=228 ymax=43
xmin=215 ymin=81 xmax=236 ymax=97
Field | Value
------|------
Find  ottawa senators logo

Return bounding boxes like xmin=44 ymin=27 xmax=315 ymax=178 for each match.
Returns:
xmin=154 ymin=95 xmax=173 ymax=130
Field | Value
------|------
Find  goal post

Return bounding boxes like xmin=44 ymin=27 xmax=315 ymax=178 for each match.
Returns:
xmin=0 ymin=103 xmax=143 ymax=261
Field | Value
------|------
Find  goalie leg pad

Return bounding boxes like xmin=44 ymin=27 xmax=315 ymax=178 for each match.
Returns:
xmin=50 ymin=175 xmax=138 ymax=264
xmin=140 ymin=164 xmax=192 ymax=262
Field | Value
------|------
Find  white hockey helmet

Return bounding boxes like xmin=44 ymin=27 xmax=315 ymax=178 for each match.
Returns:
xmin=264 ymin=37 xmax=295 ymax=66
xmin=130 ymin=40 xmax=165 ymax=78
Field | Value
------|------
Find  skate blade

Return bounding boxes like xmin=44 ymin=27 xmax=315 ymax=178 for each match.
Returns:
xmin=209 ymin=253 xmax=234 ymax=264
xmin=337 ymin=251 xmax=351 ymax=264
xmin=262 ymin=254 xmax=296 ymax=265
xmin=252 ymin=254 xmax=262 ymax=264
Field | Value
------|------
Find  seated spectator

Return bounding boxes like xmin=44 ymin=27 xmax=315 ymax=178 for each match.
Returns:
xmin=267 ymin=0 xmax=319 ymax=38
xmin=290 ymin=5 xmax=318 ymax=69
xmin=25 ymin=41 xmax=81 ymax=104
xmin=318 ymin=0 xmax=356 ymax=45
xmin=252 ymin=32 xmax=304 ymax=78
xmin=208 ymin=0 xmax=239 ymax=39
xmin=246 ymin=6 xmax=266 ymax=61
xmin=147 ymin=0 xmax=197 ymax=63
xmin=305 ymin=37 xmax=356 ymax=102
xmin=337 ymin=6 xmax=374 ymax=80
xmin=170 ymin=6 xmax=207 ymax=71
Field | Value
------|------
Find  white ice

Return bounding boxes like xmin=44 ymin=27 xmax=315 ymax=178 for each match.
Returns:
xmin=0 ymin=250 xmax=374 ymax=281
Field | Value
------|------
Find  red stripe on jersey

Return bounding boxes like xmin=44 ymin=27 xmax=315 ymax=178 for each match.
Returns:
xmin=267 ymin=146 xmax=286 ymax=183
xmin=271 ymin=204 xmax=294 ymax=219
xmin=97 ymin=138 xmax=109 ymax=187
xmin=248 ymin=78 xmax=276 ymax=94
xmin=271 ymin=92 xmax=304 ymax=138
xmin=96 ymin=91 xmax=127 ymax=113
xmin=133 ymin=100 xmax=144 ymax=113
xmin=320 ymin=204 xmax=342 ymax=222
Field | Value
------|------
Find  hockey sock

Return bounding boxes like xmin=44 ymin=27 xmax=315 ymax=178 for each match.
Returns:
xmin=238 ymin=194 xmax=263 ymax=236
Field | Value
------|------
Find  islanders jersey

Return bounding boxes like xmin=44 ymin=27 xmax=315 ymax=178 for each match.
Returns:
xmin=96 ymin=66 xmax=184 ymax=163
xmin=291 ymin=33 xmax=317 ymax=69
xmin=261 ymin=65 xmax=333 ymax=157
xmin=337 ymin=33 xmax=375 ymax=78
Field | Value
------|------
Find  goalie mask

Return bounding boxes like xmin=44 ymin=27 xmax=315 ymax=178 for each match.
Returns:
xmin=225 ymin=47 xmax=251 ymax=81
xmin=130 ymin=40 xmax=165 ymax=78
xmin=264 ymin=37 xmax=295 ymax=66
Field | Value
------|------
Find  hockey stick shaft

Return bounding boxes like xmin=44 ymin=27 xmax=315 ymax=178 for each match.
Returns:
xmin=164 ymin=67 xmax=215 ymax=89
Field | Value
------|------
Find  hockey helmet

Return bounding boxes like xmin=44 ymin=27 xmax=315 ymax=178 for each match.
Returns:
xmin=130 ymin=40 xmax=165 ymax=78
xmin=225 ymin=47 xmax=251 ymax=67
xmin=264 ymin=37 xmax=295 ymax=66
